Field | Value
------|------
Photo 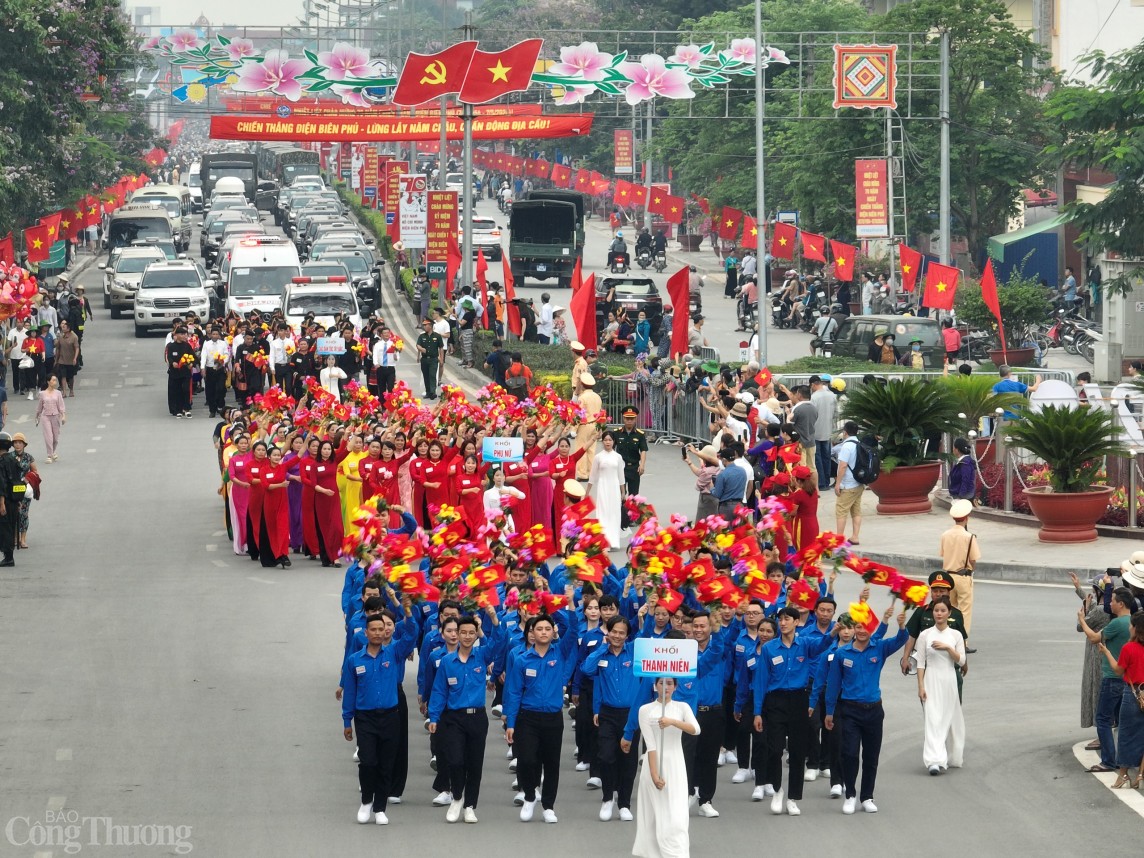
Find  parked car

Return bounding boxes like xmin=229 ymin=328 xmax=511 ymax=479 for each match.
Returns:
xmin=829 ymin=314 xmax=944 ymax=369
xmin=594 ymin=276 xmax=663 ymax=341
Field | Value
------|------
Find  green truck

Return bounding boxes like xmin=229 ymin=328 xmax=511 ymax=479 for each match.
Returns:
xmin=509 ymin=190 xmax=585 ymax=289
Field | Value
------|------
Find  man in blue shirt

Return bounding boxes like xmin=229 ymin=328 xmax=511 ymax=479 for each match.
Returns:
xmin=712 ymin=447 xmax=747 ymax=518
xmin=581 ymin=616 xmax=640 ymax=821
xmin=752 ymin=607 xmax=834 ymax=816
xmin=690 ymin=611 xmax=728 ymax=818
xmin=428 ymin=614 xmax=504 ymax=824
xmin=342 ymin=602 xmax=418 ymax=825
xmin=991 ymin=364 xmax=1042 ymax=419
xmin=824 ymin=608 xmax=909 ymax=814
xmin=503 ymin=611 xmax=578 ymax=824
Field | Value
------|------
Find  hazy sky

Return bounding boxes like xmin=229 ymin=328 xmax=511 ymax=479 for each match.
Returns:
xmin=137 ymin=1 xmax=304 ymax=27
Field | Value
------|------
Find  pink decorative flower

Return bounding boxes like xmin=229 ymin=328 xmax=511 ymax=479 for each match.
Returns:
xmin=333 ymin=85 xmax=370 ymax=107
xmin=726 ymin=38 xmax=756 ymax=66
xmin=555 ymin=84 xmax=594 ymax=105
xmin=318 ymin=43 xmax=372 ymax=81
xmin=550 ymin=41 xmax=613 ymax=81
xmin=233 ymin=49 xmax=310 ymax=101
xmin=668 ymin=44 xmax=704 ymax=68
xmin=225 ymin=38 xmax=256 ymax=62
xmin=618 ymin=54 xmax=694 ymax=105
xmin=167 ymin=30 xmax=201 ymax=52
xmin=766 ymin=46 xmax=790 ymax=64
xmin=142 ymin=36 xmax=163 ymax=51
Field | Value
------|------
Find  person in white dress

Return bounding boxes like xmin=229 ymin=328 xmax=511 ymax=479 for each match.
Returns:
xmin=633 ymin=677 xmax=699 ymax=858
xmin=589 ymin=431 xmax=624 ymax=548
xmin=319 ymin=354 xmax=347 ymax=398
xmin=915 ymin=597 xmax=967 ymax=774
xmin=483 ymin=466 xmax=526 ymax=535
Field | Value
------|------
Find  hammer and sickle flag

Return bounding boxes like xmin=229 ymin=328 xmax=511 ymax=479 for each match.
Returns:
xmin=391 ymin=41 xmax=478 ymax=106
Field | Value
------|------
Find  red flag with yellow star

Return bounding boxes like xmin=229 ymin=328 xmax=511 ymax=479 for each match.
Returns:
xmin=922 ymin=261 xmax=959 ymax=311
xmin=391 ymin=41 xmax=478 ymax=106
xmin=59 ymin=209 xmax=80 ymax=241
xmin=717 ymin=206 xmax=743 ymax=241
xmin=38 ymin=212 xmax=63 ymax=244
xmin=613 ymin=179 xmax=636 ymax=206
xmin=829 ymin=239 xmax=856 ymax=282
xmin=0 ymin=232 xmax=13 ymax=264
xmin=800 ymin=231 xmax=826 ymax=263
xmin=23 ymin=225 xmax=51 ymax=264
xmin=787 ymin=579 xmax=820 ymax=610
xmin=459 ymin=40 xmax=543 ymax=104
xmin=662 ymin=194 xmax=685 ymax=224
xmin=741 ymin=215 xmax=758 ymax=249
xmin=646 ymin=188 xmax=668 ymax=216
xmin=771 ymin=221 xmax=797 ymax=260
xmin=898 ymin=244 xmax=923 ymax=292
xmin=550 ymin=163 xmax=573 ymax=189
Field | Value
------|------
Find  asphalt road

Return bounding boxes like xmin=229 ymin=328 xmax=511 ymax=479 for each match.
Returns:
xmin=0 ymin=214 xmax=1133 ymax=858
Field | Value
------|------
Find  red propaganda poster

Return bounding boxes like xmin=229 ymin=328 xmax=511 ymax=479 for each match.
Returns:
xmin=383 ymin=160 xmax=407 ymax=241
xmin=614 ymin=129 xmax=634 ymax=175
xmin=363 ymin=148 xmax=380 ymax=209
xmin=426 ymin=190 xmax=458 ymax=280
xmin=855 ymin=158 xmax=889 ymax=238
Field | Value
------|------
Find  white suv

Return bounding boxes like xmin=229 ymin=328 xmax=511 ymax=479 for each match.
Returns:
xmin=134 ymin=260 xmax=212 ymax=337
xmin=106 ymin=247 xmax=167 ymax=319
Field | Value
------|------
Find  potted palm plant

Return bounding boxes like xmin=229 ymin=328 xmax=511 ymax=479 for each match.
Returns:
xmin=941 ymin=374 xmax=1026 ymax=464
xmin=840 ymin=377 xmax=963 ymax=514
xmin=1003 ymin=405 xmax=1128 ymax=542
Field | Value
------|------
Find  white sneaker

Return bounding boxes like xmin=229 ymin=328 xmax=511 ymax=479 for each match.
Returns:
xmin=804 ymin=767 xmax=818 ymax=782
xmin=511 ymin=779 xmax=519 ymax=790
xmin=619 ymin=807 xmax=634 ymax=821
xmin=830 ymin=784 xmax=843 ymax=798
xmin=724 ymin=750 xmax=738 ymax=765
xmin=599 ymin=799 xmax=615 ymax=821
xmin=586 ymin=777 xmax=602 ymax=790
xmin=785 ymin=800 xmax=801 ymax=816
xmin=463 ymin=807 xmax=478 ymax=824
xmin=432 ymin=791 xmax=453 ymax=807
xmin=731 ymin=768 xmax=752 ymax=784
xmin=542 ymin=809 xmax=558 ymax=824
xmin=388 ymin=796 xmax=401 ymax=804
xmin=862 ymin=799 xmax=878 ymax=813
xmin=763 ymin=784 xmax=776 ymax=797
xmin=769 ymin=789 xmax=784 ymax=815
xmin=819 ymin=768 xmax=831 ymax=778
xmin=491 ymin=704 xmax=503 ymax=717
xmin=520 ymin=799 xmax=536 ymax=822
xmin=718 ymin=750 xmax=727 ymax=767
xmin=513 ymin=791 xmax=526 ymax=806
xmin=751 ymin=786 xmax=765 ymax=801
xmin=352 ymin=747 xmax=359 ymax=762
xmin=357 ymin=802 xmax=372 ymax=824
xmin=505 ymin=747 xmax=513 ymax=759
xmin=374 ymin=811 xmax=389 ymax=825
xmin=27 ymin=392 xmax=33 ymax=400
xmin=446 ymin=799 xmax=463 ymax=823
xmin=843 ymin=797 xmax=857 ymax=815
xmin=575 ymin=761 xmax=590 ymax=772
xmin=698 ymin=802 xmax=720 ymax=818
xmin=509 ymin=758 xmax=517 ymax=772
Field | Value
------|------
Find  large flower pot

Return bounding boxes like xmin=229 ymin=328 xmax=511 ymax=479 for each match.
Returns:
xmin=1023 ymin=485 xmax=1115 ymax=543
xmin=679 ymin=234 xmax=705 ymax=251
xmin=975 ymin=436 xmax=998 ymax=466
xmin=987 ymin=347 xmax=1035 ymax=367
xmin=869 ymin=461 xmax=942 ymax=515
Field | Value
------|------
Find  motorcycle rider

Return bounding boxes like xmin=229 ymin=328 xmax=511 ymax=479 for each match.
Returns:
xmin=635 ymin=229 xmax=653 ymax=255
xmin=688 ymin=265 xmax=704 ymax=314
xmin=498 ymin=181 xmax=513 ymax=213
xmin=735 ymin=276 xmax=758 ymax=332
xmin=808 ymin=306 xmax=838 ymax=355
xmin=609 ymin=231 xmax=628 ymax=269
xmin=652 ymin=229 xmax=668 ymax=255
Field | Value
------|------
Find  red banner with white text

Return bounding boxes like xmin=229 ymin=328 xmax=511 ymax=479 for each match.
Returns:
xmin=210 ymin=113 xmax=593 ymax=142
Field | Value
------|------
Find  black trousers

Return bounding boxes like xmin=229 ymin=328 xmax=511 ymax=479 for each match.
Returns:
xmin=695 ymin=706 xmax=725 ymax=804
xmin=721 ymin=684 xmax=739 ymax=750
xmin=806 ymin=691 xmax=827 ymax=770
xmin=596 ymin=705 xmax=638 ymax=808
xmin=430 ymin=716 xmax=449 ymax=792
xmin=763 ymin=688 xmax=809 ymax=800
xmin=737 ymin=691 xmax=766 ymax=784
xmin=394 ymin=686 xmax=409 ymax=797
xmin=378 ymin=366 xmax=396 ymax=395
xmin=839 ymin=701 xmax=883 ymax=801
xmin=0 ymin=500 xmax=17 ymax=559
xmin=440 ymin=709 xmax=488 ymax=808
xmin=515 ymin=710 xmax=563 ymax=809
xmin=167 ymin=373 xmax=191 ymax=415
xmin=355 ymin=707 xmax=400 ymax=812
xmin=827 ymin=705 xmax=844 ymax=787
xmin=204 ymin=367 xmax=227 ymax=415
xmin=575 ymin=679 xmax=599 ymax=774
xmin=420 ymin=359 xmax=439 ymax=397
xmin=682 ymin=731 xmax=698 ymax=794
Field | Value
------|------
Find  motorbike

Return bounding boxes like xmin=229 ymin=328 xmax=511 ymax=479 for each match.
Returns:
xmin=635 ymin=247 xmax=653 ymax=269
xmin=736 ymin=293 xmax=757 ymax=332
xmin=771 ymin=296 xmax=787 ymax=329
xmin=796 ymin=290 xmax=829 ymax=332
xmin=958 ymin=330 xmax=994 ymax=364
xmin=653 ymin=250 xmax=667 ymax=273
xmin=608 ymin=251 xmax=630 ymax=274
xmin=1075 ymin=324 xmax=1102 ymax=363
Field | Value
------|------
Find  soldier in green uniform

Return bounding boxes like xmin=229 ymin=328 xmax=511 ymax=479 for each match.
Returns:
xmin=613 ymin=406 xmax=647 ymax=529
xmin=0 ymin=432 xmax=23 ymax=566
xmin=900 ymin=572 xmax=968 ymax=697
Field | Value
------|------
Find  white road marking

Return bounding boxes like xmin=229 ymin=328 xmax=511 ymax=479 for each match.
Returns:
xmin=55 ymin=748 xmax=72 ymax=761
xmin=34 ymin=852 xmax=52 ymax=858
xmin=96 ymin=424 xmax=106 ymax=429
xmin=101 ymin=413 xmax=110 ymax=417
xmin=46 ymin=795 xmax=66 ymax=811
xmin=247 ymin=577 xmax=277 ymax=585
xmin=86 ymin=449 xmax=97 ymax=453
xmin=91 ymin=436 xmax=102 ymax=441
xmin=205 ymin=544 xmax=217 ymax=552
xmin=14 ymin=414 xmax=28 ymax=424
xmin=110 ymin=393 xmax=118 ymax=397
xmin=211 ymin=559 xmax=228 ymax=568
xmin=1073 ymin=742 xmax=1144 ymax=817
xmin=114 ymin=384 xmax=122 ymax=388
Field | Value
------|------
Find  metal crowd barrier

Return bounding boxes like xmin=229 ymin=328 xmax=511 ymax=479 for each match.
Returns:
xmin=771 ymin=368 xmax=1077 ymax=387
